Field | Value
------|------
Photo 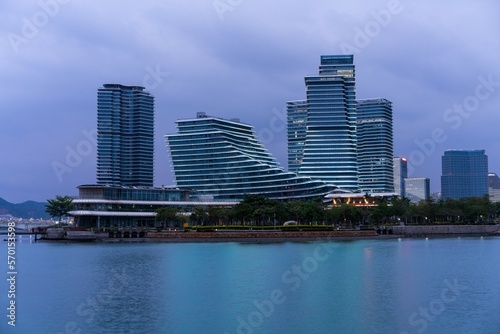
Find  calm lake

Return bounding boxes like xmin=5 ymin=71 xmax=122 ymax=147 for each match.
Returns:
xmin=1 ymin=236 xmax=499 ymax=333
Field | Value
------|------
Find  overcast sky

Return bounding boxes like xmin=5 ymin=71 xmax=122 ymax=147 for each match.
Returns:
xmin=1 ymin=0 xmax=499 ymax=203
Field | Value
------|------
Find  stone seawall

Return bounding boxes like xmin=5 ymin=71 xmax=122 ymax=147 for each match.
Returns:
xmin=392 ymin=225 xmax=500 ymax=236
xmin=146 ymin=230 xmax=379 ymax=241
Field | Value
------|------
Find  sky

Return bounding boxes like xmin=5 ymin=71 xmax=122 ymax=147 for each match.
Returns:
xmin=1 ymin=0 xmax=499 ymax=203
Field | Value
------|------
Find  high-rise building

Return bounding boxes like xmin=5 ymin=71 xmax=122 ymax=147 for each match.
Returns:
xmin=441 ymin=149 xmax=488 ymax=199
xmin=287 ymin=100 xmax=307 ymax=173
xmin=393 ymin=157 xmax=408 ymax=197
xmin=165 ymin=112 xmax=335 ymax=201
xmin=357 ymin=98 xmax=393 ymax=192
xmin=96 ymin=84 xmax=154 ymax=187
xmin=404 ymin=177 xmax=430 ymax=203
xmin=294 ymin=55 xmax=358 ymax=190
xmin=488 ymin=173 xmax=500 ymax=203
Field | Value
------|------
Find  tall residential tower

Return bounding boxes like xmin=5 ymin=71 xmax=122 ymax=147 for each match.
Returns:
xmin=287 ymin=100 xmax=307 ymax=173
xmin=293 ymin=55 xmax=358 ymax=190
xmin=357 ymin=98 xmax=393 ymax=193
xmin=393 ymin=157 xmax=408 ymax=197
xmin=96 ymin=84 xmax=154 ymax=187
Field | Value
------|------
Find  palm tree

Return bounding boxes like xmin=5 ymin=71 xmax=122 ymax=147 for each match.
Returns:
xmin=45 ymin=195 xmax=73 ymax=225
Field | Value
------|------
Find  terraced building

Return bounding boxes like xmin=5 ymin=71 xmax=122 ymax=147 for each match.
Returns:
xmin=165 ymin=112 xmax=335 ymax=201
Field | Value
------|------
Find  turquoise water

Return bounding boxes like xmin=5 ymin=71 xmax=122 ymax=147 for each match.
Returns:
xmin=1 ymin=237 xmax=499 ymax=333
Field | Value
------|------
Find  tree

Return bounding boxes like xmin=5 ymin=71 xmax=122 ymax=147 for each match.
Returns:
xmin=191 ymin=206 xmax=208 ymax=225
xmin=341 ymin=204 xmax=363 ymax=228
xmin=156 ymin=207 xmax=178 ymax=229
xmin=45 ymin=195 xmax=73 ymax=225
xmin=287 ymin=201 xmax=305 ymax=224
xmin=370 ymin=202 xmax=391 ymax=225
xmin=391 ymin=197 xmax=410 ymax=220
xmin=302 ymin=200 xmax=324 ymax=225
xmin=232 ymin=195 xmax=277 ymax=225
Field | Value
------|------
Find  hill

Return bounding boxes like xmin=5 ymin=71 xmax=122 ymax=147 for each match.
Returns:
xmin=0 ymin=197 xmax=50 ymax=219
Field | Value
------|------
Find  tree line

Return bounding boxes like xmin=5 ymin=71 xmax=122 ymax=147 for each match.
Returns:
xmin=45 ymin=194 xmax=500 ymax=228
xmin=157 ymin=194 xmax=500 ymax=227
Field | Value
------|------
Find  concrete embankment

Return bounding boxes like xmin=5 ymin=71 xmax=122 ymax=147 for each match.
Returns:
xmin=41 ymin=228 xmax=381 ymax=242
xmin=391 ymin=225 xmax=500 ymax=236
xmin=41 ymin=225 xmax=500 ymax=243
xmin=144 ymin=230 xmax=380 ymax=242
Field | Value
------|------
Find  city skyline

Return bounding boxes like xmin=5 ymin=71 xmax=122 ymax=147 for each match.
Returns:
xmin=1 ymin=1 xmax=500 ymax=202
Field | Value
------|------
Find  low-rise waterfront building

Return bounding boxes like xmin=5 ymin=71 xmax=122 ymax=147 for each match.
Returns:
xmin=324 ymin=191 xmax=398 ymax=207
xmin=69 ymin=184 xmax=235 ymax=228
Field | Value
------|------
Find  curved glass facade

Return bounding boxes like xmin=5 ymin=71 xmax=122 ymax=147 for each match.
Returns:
xmin=165 ymin=113 xmax=334 ymax=201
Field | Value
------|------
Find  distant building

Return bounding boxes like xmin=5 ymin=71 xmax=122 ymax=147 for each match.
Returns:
xmin=431 ymin=192 xmax=441 ymax=201
xmin=393 ymin=157 xmax=408 ymax=197
xmin=97 ymin=84 xmax=154 ymax=187
xmin=488 ymin=173 xmax=500 ymax=203
xmin=165 ymin=113 xmax=336 ymax=201
xmin=404 ymin=177 xmax=430 ymax=203
xmin=357 ymin=98 xmax=393 ymax=193
xmin=441 ymin=149 xmax=488 ymax=199
xmin=287 ymin=100 xmax=307 ymax=173
xmin=294 ymin=55 xmax=358 ymax=191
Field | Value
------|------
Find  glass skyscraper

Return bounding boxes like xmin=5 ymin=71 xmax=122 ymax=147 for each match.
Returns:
xmin=404 ymin=177 xmax=430 ymax=203
xmin=441 ymin=149 xmax=488 ymax=199
xmin=96 ymin=84 xmax=154 ymax=187
xmin=393 ymin=157 xmax=408 ymax=197
xmin=287 ymin=100 xmax=307 ymax=173
xmin=166 ymin=113 xmax=334 ymax=201
xmin=291 ymin=55 xmax=358 ymax=190
xmin=357 ymin=98 xmax=393 ymax=193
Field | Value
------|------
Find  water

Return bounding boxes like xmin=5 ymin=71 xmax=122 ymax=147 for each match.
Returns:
xmin=1 ymin=236 xmax=500 ymax=333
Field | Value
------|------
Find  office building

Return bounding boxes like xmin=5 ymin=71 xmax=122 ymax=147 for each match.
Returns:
xmin=441 ymin=149 xmax=488 ymax=199
xmin=294 ymin=55 xmax=358 ymax=190
xmin=357 ymin=98 xmax=393 ymax=192
xmin=96 ymin=84 xmax=154 ymax=187
xmin=287 ymin=100 xmax=307 ymax=173
xmin=165 ymin=113 xmax=335 ymax=201
xmin=488 ymin=173 xmax=500 ymax=203
xmin=393 ymin=157 xmax=408 ymax=197
xmin=404 ymin=177 xmax=430 ymax=203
